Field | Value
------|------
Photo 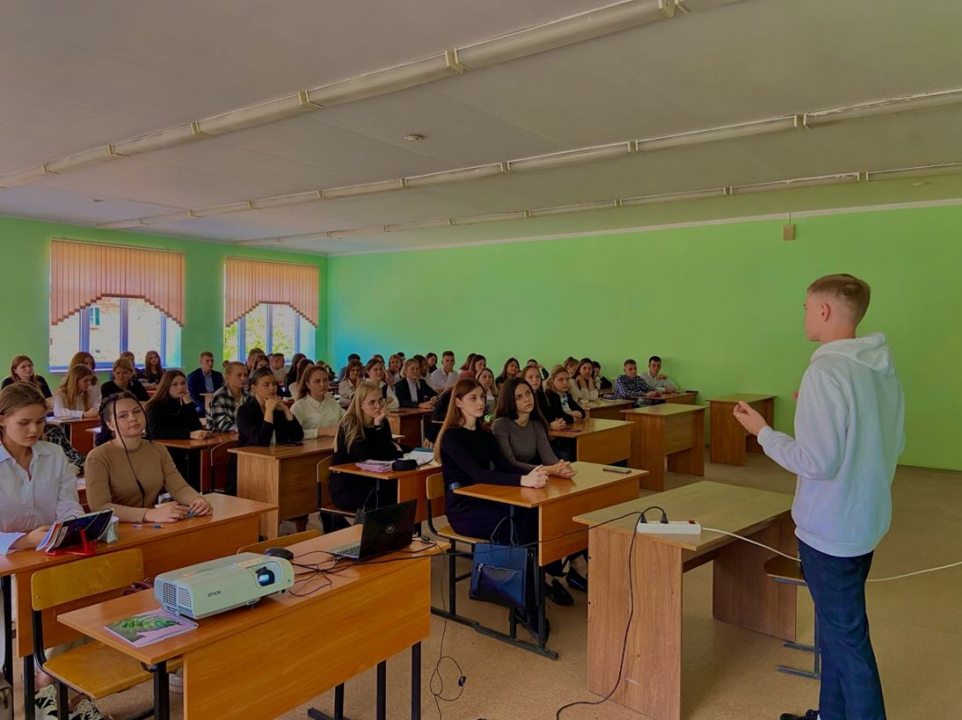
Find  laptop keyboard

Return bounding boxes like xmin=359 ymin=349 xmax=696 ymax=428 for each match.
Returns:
xmin=330 ymin=543 xmax=361 ymax=558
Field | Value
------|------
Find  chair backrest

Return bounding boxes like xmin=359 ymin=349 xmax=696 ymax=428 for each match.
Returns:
xmin=31 ymin=548 xmax=144 ymax=611
xmin=426 ymin=472 xmax=445 ymax=502
xmin=210 ymin=439 xmax=238 ymax=492
xmin=316 ymin=456 xmax=334 ymax=508
xmin=238 ymin=530 xmax=321 ymax=555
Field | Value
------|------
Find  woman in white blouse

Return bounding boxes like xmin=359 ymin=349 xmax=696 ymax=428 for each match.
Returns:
xmin=338 ymin=360 xmax=364 ymax=408
xmin=69 ymin=351 xmax=102 ymax=407
xmin=364 ymin=358 xmax=400 ymax=411
xmin=53 ymin=365 xmax=100 ymax=419
xmin=292 ymin=366 xmax=344 ymax=438
xmin=569 ymin=358 xmax=600 ymax=405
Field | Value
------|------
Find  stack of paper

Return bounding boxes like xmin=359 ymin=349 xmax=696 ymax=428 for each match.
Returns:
xmin=356 ymin=460 xmax=394 ymax=472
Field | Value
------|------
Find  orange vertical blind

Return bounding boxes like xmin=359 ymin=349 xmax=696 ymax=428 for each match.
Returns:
xmin=50 ymin=239 xmax=185 ymax=325
xmin=224 ymin=257 xmax=319 ymax=327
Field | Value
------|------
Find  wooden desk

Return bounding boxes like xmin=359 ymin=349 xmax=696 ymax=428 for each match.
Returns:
xmin=549 ymin=419 xmax=633 ymax=465
xmin=231 ymin=437 xmax=335 ymax=539
xmin=662 ymin=391 xmax=698 ymax=405
xmin=620 ymin=404 xmax=707 ymax=491
xmin=581 ymin=398 xmax=633 ymax=420
xmin=708 ymin=393 xmax=776 ymax=465
xmin=455 ymin=462 xmax=645 ymax=656
xmin=48 ymin=416 xmax=100 ymax=455
xmin=574 ymin=482 xmax=796 ymax=720
xmin=59 ymin=528 xmax=443 ymax=720
xmin=329 ymin=462 xmax=444 ymax=524
xmin=0 ymin=494 xmax=273 ymax=718
xmin=388 ymin=408 xmax=433 ymax=447
xmin=155 ymin=433 xmax=237 ymax=492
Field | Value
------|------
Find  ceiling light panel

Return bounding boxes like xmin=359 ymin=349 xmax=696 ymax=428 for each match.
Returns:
xmin=252 ymin=191 xmax=323 ymax=210
xmin=865 ymin=162 xmax=962 ymax=181
xmin=528 ymin=199 xmax=619 ymax=217
xmin=323 ymin=179 xmax=407 ymax=199
xmin=97 ymin=217 xmax=145 ymax=229
xmin=405 ymin=163 xmax=507 ymax=188
xmin=45 ymin=145 xmax=124 ymax=173
xmin=451 ymin=211 xmax=529 ymax=225
xmin=0 ymin=164 xmax=57 ymax=189
xmin=327 ymin=225 xmax=388 ymax=238
xmin=621 ymin=187 xmax=728 ymax=205
xmin=191 ymin=201 xmax=255 ymax=217
xmin=139 ymin=210 xmax=196 ymax=225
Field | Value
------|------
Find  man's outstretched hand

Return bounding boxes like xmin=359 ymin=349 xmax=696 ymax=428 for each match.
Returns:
xmin=733 ymin=401 xmax=769 ymax=437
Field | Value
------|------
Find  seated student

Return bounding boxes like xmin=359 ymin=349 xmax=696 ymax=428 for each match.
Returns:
xmin=569 ymin=358 xmax=600 ymax=404
xmin=52 ymin=365 xmax=100 ymax=419
xmin=145 ymin=370 xmax=209 ymax=441
xmin=284 ymin=352 xmax=306 ymax=388
xmin=287 ymin=357 xmax=314 ymax=400
xmin=86 ymin=392 xmax=212 ymax=523
xmin=495 ymin=357 xmax=521 ymax=391
xmin=563 ymin=356 xmax=580 ymax=379
xmin=431 ymin=350 xmax=458 ymax=391
xmin=250 ymin=352 xmax=270 ymax=379
xmin=424 ymin=386 xmax=452 ymax=446
xmin=236 ymin=368 xmax=304 ymax=448
xmin=245 ymin=348 xmax=265 ymax=375
xmin=592 ymin=360 xmax=613 ymax=392
xmin=425 ymin=352 xmax=439 ymax=381
xmin=330 ymin=381 xmax=402 ymax=514
xmin=338 ymin=360 xmax=365 ymax=408
xmin=526 ymin=358 xmax=549 ymax=380
xmin=386 ymin=354 xmax=403 ymax=386
xmin=101 ymin=358 xmax=150 ymax=402
xmin=3 ymin=355 xmax=53 ymax=409
xmin=522 ymin=364 xmax=564 ymax=430
xmin=614 ymin=358 xmax=661 ymax=404
xmin=269 ymin=353 xmax=287 ymax=384
xmin=435 ymin=378 xmax=550 ymax=638
xmin=70 ymin=351 xmax=102 ymax=407
xmin=292 ymin=366 xmax=344 ymax=438
xmin=207 ymin=361 xmax=253 ymax=433
xmin=339 ymin=353 xmax=362 ymax=382
xmin=394 ymin=358 xmax=438 ymax=409
xmin=364 ymin=358 xmax=400 ymax=411
xmin=43 ymin=422 xmax=84 ymax=476
xmin=142 ymin=350 xmax=164 ymax=385
xmin=476 ymin=367 xmax=498 ymax=415
xmin=458 ymin=352 xmax=478 ymax=380
xmin=186 ymin=351 xmax=225 ymax=416
xmin=414 ymin=354 xmax=435 ymax=390
xmin=118 ymin=350 xmax=144 ymax=380
xmin=544 ymin=365 xmax=585 ymax=425
xmin=642 ymin=355 xmax=678 ymax=393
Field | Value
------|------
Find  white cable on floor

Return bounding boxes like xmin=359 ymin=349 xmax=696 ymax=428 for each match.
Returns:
xmin=700 ymin=528 xmax=962 ymax=583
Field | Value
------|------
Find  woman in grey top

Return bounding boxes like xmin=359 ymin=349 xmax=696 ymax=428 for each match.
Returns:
xmin=491 ymin=378 xmax=575 ymax=477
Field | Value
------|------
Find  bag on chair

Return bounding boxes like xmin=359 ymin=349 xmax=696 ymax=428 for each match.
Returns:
xmin=469 ymin=518 xmax=534 ymax=608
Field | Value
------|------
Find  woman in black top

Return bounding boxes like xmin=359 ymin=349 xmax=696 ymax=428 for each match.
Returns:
xmin=142 ymin=350 xmax=164 ymax=385
xmin=3 ymin=355 xmax=53 ymax=407
xmin=101 ymin=358 xmax=150 ymax=402
xmin=236 ymin=368 xmax=304 ymax=448
xmin=543 ymin=365 xmax=584 ymax=426
xmin=145 ymin=369 xmax=211 ymax=485
xmin=329 ymin=381 xmax=402 ymax=515
xmin=522 ymin=365 xmax=563 ymax=430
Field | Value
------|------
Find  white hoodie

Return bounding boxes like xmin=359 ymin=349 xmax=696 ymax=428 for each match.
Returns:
xmin=758 ymin=333 xmax=905 ymax=557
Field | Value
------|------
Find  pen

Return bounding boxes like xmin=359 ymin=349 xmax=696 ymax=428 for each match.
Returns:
xmin=132 ymin=523 xmax=164 ymax=529
xmin=602 ymin=467 xmax=632 ymax=474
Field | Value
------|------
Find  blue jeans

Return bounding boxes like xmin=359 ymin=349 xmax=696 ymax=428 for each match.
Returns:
xmin=798 ymin=540 xmax=886 ymax=720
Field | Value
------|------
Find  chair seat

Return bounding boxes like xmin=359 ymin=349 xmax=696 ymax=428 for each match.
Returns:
xmin=44 ymin=642 xmax=182 ymax=699
xmin=764 ymin=556 xmax=806 ymax=584
xmin=435 ymin=524 xmax=487 ymax=546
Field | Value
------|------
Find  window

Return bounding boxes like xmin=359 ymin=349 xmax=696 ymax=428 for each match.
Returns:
xmin=224 ymin=303 xmax=315 ymax=361
xmin=49 ymin=297 xmax=182 ymax=372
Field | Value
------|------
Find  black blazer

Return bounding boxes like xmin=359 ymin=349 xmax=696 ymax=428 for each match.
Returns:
xmin=236 ymin=398 xmax=304 ymax=447
xmin=2 ymin=376 xmax=52 ymax=398
xmin=394 ymin=378 xmax=437 ymax=408
xmin=543 ymin=391 xmax=584 ymax=425
xmin=146 ymin=397 xmax=202 ymax=440
xmin=101 ymin=379 xmax=150 ymax=403
xmin=186 ymin=368 xmax=224 ymax=415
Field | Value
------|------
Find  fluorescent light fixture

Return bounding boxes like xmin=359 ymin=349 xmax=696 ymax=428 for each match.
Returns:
xmin=451 ymin=211 xmax=529 ymax=226
xmin=679 ymin=0 xmax=745 ymax=9
xmin=405 ymin=163 xmax=507 ymax=188
xmin=457 ymin=0 xmax=675 ymax=69
xmin=113 ymin=123 xmax=208 ymax=157
xmin=309 ymin=52 xmax=464 ymax=107
xmin=385 ymin=219 xmax=453 ymax=232
xmin=866 ymin=163 xmax=962 ymax=182
xmin=0 ymin=163 xmax=57 ymax=189
xmin=140 ymin=211 xmax=196 ymax=225
xmin=529 ymin=200 xmax=619 ymax=217
xmin=191 ymin=201 xmax=255 ymax=218
xmin=621 ymin=187 xmax=728 ymax=206
xmin=326 ymin=225 xmax=387 ymax=239
xmin=253 ymin=191 xmax=323 ymax=210
xmin=97 ymin=218 xmax=145 ymax=229
xmin=198 ymin=92 xmax=320 ymax=136
xmin=45 ymin=145 xmax=123 ymax=174
xmin=804 ymin=88 xmax=962 ymax=127
xmin=731 ymin=173 xmax=861 ymax=195
xmin=636 ymin=116 xmax=800 ymax=152
xmin=323 ymin=179 xmax=407 ymax=199
xmin=509 ymin=143 xmax=634 ymax=173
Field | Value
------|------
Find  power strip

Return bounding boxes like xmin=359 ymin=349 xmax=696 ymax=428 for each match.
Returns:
xmin=636 ymin=519 xmax=702 ymax=535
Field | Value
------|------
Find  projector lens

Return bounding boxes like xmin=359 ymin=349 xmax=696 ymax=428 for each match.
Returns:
xmin=255 ymin=567 xmax=275 ymax=587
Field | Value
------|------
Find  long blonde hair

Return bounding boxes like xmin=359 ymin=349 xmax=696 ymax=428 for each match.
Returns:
xmin=545 ymin=365 xmax=569 ymax=397
xmin=58 ymin=365 xmax=96 ymax=410
xmin=8 ymin=355 xmax=40 ymax=387
xmin=433 ymin=378 xmax=483 ymax=462
xmin=334 ymin=381 xmax=384 ymax=453
xmin=69 ymin=352 xmax=99 ymax=386
xmin=0 ymin=383 xmax=47 ymax=438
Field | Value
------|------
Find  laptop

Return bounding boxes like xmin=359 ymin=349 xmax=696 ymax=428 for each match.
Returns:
xmin=328 ymin=500 xmax=418 ymax=561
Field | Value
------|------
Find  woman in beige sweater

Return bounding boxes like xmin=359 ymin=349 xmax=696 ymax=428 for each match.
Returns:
xmin=85 ymin=391 xmax=212 ymax=523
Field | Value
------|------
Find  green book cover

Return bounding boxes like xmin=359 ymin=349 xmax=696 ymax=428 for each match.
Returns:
xmin=104 ymin=610 xmax=197 ymax=647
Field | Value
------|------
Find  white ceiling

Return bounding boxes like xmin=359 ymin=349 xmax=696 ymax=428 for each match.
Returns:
xmin=1 ymin=0 xmax=961 ymax=254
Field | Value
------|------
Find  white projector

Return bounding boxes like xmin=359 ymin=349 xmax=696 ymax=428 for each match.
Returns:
xmin=154 ymin=553 xmax=295 ymax=619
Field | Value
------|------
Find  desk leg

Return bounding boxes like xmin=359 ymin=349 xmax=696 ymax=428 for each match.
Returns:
xmin=23 ymin=654 xmax=35 ymax=720
xmin=411 ymin=643 xmax=421 ymax=720
xmin=2 ymin=575 xmax=12 ymax=701
xmin=307 ymin=684 xmax=352 ymax=720
xmin=376 ymin=661 xmax=387 ymax=720
xmin=152 ymin=661 xmax=169 ymax=720
xmin=536 ymin=567 xmax=547 ymax=651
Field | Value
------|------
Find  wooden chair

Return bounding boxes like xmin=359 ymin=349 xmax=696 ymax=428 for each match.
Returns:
xmin=238 ymin=530 xmax=320 ymax=555
xmin=316 ymin=457 xmax=356 ymax=528
xmin=764 ymin=556 xmax=820 ymax=680
xmin=30 ymin=548 xmax=181 ymax=720
xmin=425 ymin=472 xmax=487 ymax=628
xmin=209 ymin=439 xmax=238 ymax=494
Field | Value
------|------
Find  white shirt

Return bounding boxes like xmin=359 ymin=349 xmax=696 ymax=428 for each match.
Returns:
xmin=272 ymin=367 xmax=287 ymax=384
xmin=406 ymin=379 xmax=420 ymax=402
xmin=569 ymin=380 xmax=599 ymax=404
xmin=642 ymin=371 xmax=677 ymax=391
xmin=431 ymin=368 xmax=457 ymax=390
xmin=0 ymin=440 xmax=84 ymax=554
xmin=378 ymin=382 xmax=400 ymax=411
xmin=338 ymin=379 xmax=359 ymax=408
xmin=291 ymin=394 xmax=344 ymax=437
xmin=52 ymin=388 xmax=98 ymax=419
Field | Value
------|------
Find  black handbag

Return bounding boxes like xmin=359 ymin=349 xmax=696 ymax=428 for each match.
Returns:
xmin=469 ymin=518 xmax=534 ymax=608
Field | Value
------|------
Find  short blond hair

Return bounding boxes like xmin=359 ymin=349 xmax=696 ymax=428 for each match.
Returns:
xmin=807 ymin=273 xmax=872 ymax=324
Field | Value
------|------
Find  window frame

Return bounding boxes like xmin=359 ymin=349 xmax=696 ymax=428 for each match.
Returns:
xmin=231 ymin=303 xmax=309 ymax=361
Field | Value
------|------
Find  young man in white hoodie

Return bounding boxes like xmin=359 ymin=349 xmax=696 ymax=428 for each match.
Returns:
xmin=734 ymin=273 xmax=904 ymax=720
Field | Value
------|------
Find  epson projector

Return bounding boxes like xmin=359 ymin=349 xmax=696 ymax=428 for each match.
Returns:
xmin=154 ymin=553 xmax=295 ymax=620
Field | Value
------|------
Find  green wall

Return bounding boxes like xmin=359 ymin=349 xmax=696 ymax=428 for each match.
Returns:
xmin=0 ymin=216 xmax=328 ymax=375
xmin=328 ymin=205 xmax=962 ymax=471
